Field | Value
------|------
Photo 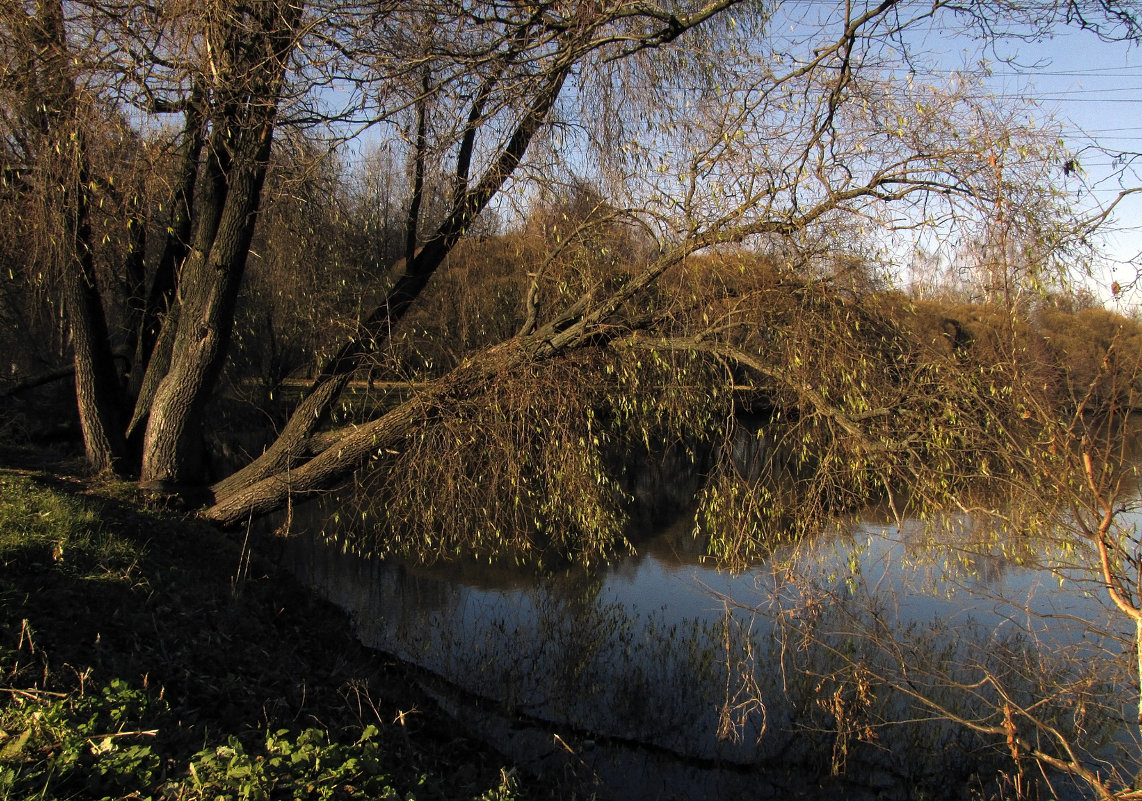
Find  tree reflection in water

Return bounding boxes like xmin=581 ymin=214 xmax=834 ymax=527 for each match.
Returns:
xmin=278 ymin=510 xmax=1135 ymax=800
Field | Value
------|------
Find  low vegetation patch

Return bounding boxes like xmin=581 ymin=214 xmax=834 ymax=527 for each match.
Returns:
xmin=0 ymin=470 xmax=522 ymax=800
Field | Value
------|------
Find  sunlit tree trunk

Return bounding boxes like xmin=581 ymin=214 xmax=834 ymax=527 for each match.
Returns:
xmin=127 ymin=94 xmax=203 ymax=408
xmin=141 ymin=126 xmax=275 ymax=482
xmin=140 ymin=1 xmax=301 ymax=484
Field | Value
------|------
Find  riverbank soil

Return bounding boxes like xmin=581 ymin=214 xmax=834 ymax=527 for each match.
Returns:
xmin=0 ymin=460 xmax=523 ymax=800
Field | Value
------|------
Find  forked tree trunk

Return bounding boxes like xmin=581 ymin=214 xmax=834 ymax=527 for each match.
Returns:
xmin=128 ymin=111 xmax=226 ymax=442
xmin=128 ymin=97 xmax=203 ymax=404
xmin=141 ymin=129 xmax=276 ymax=483
xmin=140 ymin=1 xmax=299 ymax=484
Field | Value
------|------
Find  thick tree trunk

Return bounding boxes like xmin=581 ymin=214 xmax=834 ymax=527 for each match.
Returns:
xmin=128 ymin=113 xmax=225 ymax=441
xmin=128 ymin=99 xmax=202 ymax=403
xmin=141 ymin=127 xmax=275 ymax=483
xmin=64 ymin=237 xmax=127 ymax=474
xmin=138 ymin=0 xmax=300 ymax=483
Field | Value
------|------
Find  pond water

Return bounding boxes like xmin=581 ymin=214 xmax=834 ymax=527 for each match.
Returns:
xmin=276 ymin=502 xmax=1140 ymax=800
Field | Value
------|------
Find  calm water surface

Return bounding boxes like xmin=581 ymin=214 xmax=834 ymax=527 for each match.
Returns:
xmin=279 ymin=509 xmax=1137 ymax=800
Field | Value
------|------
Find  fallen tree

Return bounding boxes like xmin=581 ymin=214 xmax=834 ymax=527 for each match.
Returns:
xmin=1 ymin=0 xmax=1140 ymax=554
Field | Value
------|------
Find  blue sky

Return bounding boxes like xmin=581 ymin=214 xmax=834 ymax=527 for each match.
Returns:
xmin=335 ymin=6 xmax=1142 ymax=307
xmin=972 ymin=28 xmax=1141 ymax=304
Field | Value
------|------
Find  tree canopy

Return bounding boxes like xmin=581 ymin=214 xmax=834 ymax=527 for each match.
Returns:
xmin=1 ymin=0 xmax=1140 ymax=559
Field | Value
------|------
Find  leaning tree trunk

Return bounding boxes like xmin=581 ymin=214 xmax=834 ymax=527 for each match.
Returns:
xmin=204 ymin=338 xmax=536 ymax=524
xmin=212 ymin=57 xmax=573 ymax=501
xmin=208 ymin=0 xmax=740 ymax=505
xmin=27 ymin=0 xmax=127 ymax=473
xmin=203 ymin=185 xmax=853 ymax=523
xmin=63 ymin=176 xmax=128 ymax=474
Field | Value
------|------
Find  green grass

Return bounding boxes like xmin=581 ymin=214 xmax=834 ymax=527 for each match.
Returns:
xmin=0 ymin=472 xmax=132 ymax=575
xmin=0 ymin=469 xmax=523 ymax=801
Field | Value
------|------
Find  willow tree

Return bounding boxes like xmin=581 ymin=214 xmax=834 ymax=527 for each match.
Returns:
xmin=0 ymin=0 xmax=301 ymax=476
xmin=1 ymin=1 xmax=1139 ymax=546
xmin=0 ymin=0 xmax=131 ymax=473
xmin=203 ymin=0 xmax=1141 ymax=529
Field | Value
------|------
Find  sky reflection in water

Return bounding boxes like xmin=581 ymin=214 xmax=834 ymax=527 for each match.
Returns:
xmin=282 ymin=509 xmax=1136 ymax=799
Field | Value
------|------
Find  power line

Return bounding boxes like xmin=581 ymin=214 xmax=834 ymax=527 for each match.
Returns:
xmin=1034 ymin=97 xmax=1142 ymax=103
xmin=1067 ymin=127 xmax=1142 ymax=133
xmin=1029 ymin=86 xmax=1142 ymax=93
xmin=958 ymin=68 xmax=1139 ymax=77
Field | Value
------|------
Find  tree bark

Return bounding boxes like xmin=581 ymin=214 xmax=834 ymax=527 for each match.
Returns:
xmin=141 ymin=122 xmax=276 ymax=482
xmin=128 ymin=95 xmax=203 ymax=405
xmin=128 ymin=101 xmax=224 ymax=441
xmin=140 ymin=1 xmax=301 ymax=484
xmin=211 ymin=50 xmax=573 ymax=499
xmin=27 ymin=0 xmax=127 ymax=473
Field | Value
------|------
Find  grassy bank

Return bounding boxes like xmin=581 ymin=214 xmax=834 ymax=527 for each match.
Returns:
xmin=0 ymin=466 xmax=523 ymax=800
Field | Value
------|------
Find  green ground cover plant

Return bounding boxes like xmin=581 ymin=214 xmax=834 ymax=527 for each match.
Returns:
xmin=0 ymin=469 xmax=522 ymax=800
